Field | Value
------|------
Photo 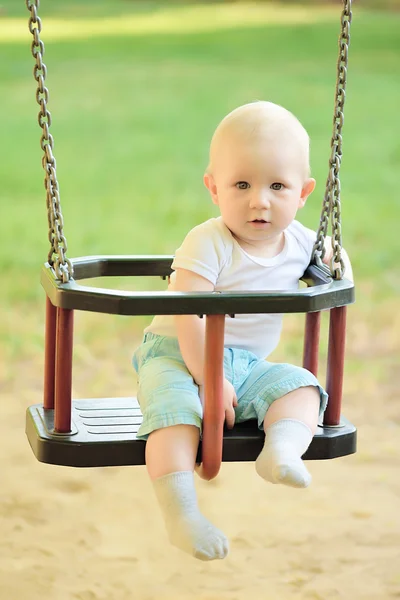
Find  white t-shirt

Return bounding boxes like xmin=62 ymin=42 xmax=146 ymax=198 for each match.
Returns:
xmin=145 ymin=217 xmax=317 ymax=358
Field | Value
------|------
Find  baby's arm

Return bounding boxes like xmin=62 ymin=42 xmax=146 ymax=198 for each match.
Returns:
xmin=174 ymin=268 xmax=214 ymax=385
xmin=174 ymin=268 xmax=237 ymax=428
xmin=323 ymin=237 xmax=354 ymax=282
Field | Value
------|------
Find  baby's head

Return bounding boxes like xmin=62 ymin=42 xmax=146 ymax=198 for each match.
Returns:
xmin=204 ymin=101 xmax=315 ymax=252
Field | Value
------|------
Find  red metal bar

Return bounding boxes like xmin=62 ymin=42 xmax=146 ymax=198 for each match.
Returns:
xmin=200 ymin=314 xmax=226 ymax=480
xmin=54 ymin=308 xmax=74 ymax=433
xmin=324 ymin=306 xmax=347 ymax=426
xmin=43 ymin=297 xmax=57 ymax=409
xmin=302 ymin=312 xmax=321 ymax=376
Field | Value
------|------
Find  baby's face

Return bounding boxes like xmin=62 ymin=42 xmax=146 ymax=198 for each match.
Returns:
xmin=208 ymin=134 xmax=313 ymax=251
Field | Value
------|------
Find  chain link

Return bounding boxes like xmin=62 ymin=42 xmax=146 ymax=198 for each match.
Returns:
xmin=26 ymin=0 xmax=73 ymax=282
xmin=313 ymin=0 xmax=352 ymax=279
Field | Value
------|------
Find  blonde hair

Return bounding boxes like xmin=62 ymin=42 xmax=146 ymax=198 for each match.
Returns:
xmin=207 ymin=101 xmax=311 ymax=180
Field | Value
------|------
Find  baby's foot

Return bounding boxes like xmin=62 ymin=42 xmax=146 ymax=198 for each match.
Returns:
xmin=153 ymin=471 xmax=229 ymax=561
xmin=255 ymin=419 xmax=313 ymax=488
xmin=166 ymin=511 xmax=228 ymax=561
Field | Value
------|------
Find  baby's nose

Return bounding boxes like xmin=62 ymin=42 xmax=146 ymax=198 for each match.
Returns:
xmin=251 ymin=189 xmax=271 ymax=208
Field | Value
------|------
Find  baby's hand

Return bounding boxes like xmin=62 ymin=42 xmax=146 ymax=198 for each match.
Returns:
xmin=198 ymin=379 xmax=237 ymax=429
xmin=223 ymin=378 xmax=238 ymax=429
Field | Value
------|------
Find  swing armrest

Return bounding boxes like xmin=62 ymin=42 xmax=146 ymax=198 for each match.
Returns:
xmin=41 ymin=256 xmax=355 ymax=316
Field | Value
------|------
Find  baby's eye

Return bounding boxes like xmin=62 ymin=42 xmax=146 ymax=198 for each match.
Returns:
xmin=236 ymin=181 xmax=250 ymax=190
xmin=271 ymin=182 xmax=284 ymax=191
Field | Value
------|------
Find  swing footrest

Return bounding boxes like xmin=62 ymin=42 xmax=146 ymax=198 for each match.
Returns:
xmin=26 ymin=398 xmax=356 ymax=468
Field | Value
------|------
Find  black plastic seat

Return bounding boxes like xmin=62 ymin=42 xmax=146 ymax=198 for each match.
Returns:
xmin=25 ymin=256 xmax=356 ymax=471
xmin=26 ymin=397 xmax=357 ymax=468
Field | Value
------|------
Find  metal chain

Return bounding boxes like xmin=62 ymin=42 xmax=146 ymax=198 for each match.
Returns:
xmin=313 ymin=0 xmax=352 ymax=279
xmin=26 ymin=0 xmax=351 ymax=282
xmin=26 ymin=0 xmax=73 ymax=282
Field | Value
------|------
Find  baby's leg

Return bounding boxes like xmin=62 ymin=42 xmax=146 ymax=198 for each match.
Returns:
xmin=234 ymin=356 xmax=326 ymax=489
xmin=146 ymin=425 xmax=228 ymax=561
xmin=255 ymin=386 xmax=320 ymax=488
xmin=134 ymin=335 xmax=228 ymax=559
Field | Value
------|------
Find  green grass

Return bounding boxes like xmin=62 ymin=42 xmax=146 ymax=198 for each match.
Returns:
xmin=1 ymin=2 xmax=399 ymax=316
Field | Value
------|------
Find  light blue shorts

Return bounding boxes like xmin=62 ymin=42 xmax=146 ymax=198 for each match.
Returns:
xmin=132 ymin=332 xmax=328 ymax=440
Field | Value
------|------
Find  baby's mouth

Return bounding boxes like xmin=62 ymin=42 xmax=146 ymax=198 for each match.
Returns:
xmin=249 ymin=219 xmax=271 ymax=228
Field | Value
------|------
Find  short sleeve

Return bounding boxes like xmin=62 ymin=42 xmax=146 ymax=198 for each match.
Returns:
xmin=288 ymin=221 xmax=317 ymax=262
xmin=171 ymin=218 xmax=228 ymax=285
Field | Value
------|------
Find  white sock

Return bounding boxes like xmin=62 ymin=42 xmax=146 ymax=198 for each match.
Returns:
xmin=152 ymin=471 xmax=229 ymax=561
xmin=255 ymin=419 xmax=313 ymax=488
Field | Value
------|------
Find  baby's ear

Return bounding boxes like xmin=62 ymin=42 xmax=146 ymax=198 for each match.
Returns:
xmin=204 ymin=173 xmax=219 ymax=205
xmin=299 ymin=178 xmax=316 ymax=207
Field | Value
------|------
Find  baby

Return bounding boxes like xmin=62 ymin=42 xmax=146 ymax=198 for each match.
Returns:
xmin=132 ymin=101 xmax=352 ymax=562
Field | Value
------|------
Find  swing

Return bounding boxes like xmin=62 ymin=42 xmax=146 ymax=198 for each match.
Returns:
xmin=25 ymin=0 xmax=356 ymax=480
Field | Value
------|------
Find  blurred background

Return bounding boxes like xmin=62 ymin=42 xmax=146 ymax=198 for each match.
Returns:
xmin=0 ymin=2 xmax=399 ymax=599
